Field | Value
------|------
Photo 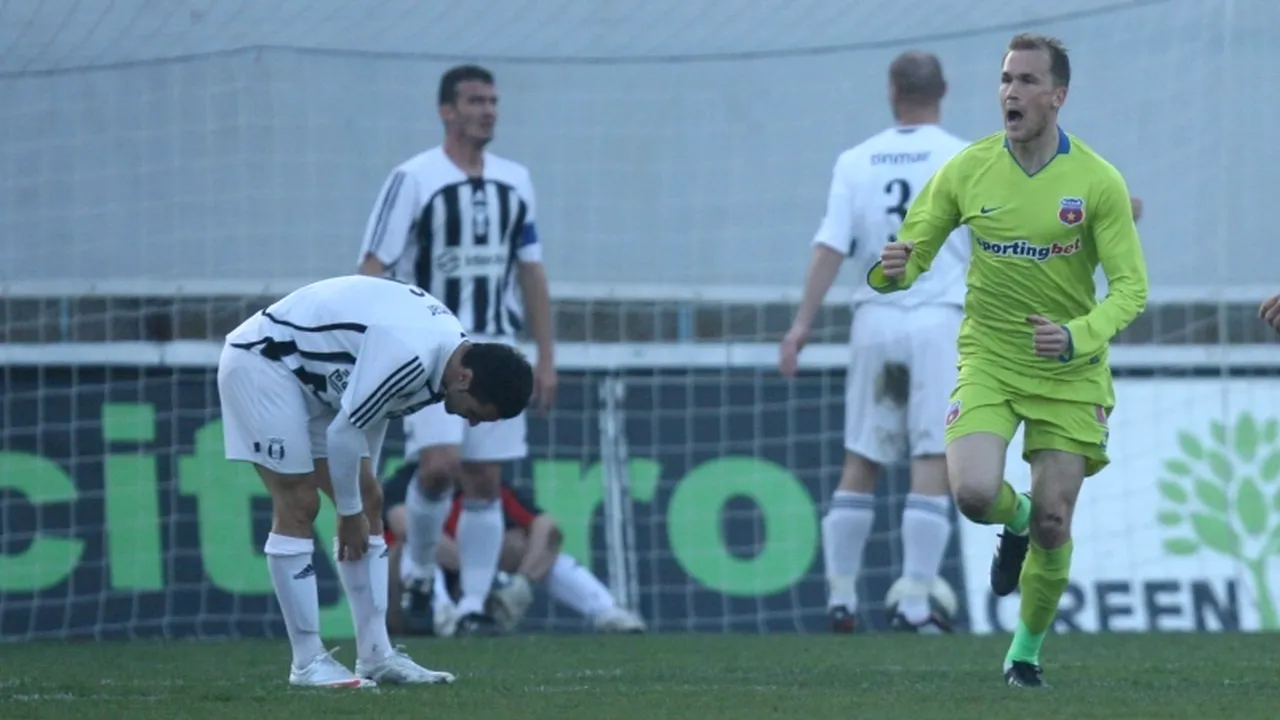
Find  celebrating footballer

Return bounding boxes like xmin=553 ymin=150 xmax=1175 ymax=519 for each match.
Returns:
xmin=870 ymin=34 xmax=1149 ymax=687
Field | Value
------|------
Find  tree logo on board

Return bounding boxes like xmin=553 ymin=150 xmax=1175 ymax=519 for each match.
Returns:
xmin=1157 ymin=413 xmax=1280 ymax=629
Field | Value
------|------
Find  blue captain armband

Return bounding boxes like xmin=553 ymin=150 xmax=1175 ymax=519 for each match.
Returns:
xmin=519 ymin=222 xmax=539 ymax=248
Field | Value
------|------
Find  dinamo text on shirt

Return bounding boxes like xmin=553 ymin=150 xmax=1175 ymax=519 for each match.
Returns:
xmin=225 ymin=275 xmax=468 ymax=429
xmin=358 ymin=147 xmax=543 ymax=342
xmin=868 ymin=129 xmax=1149 ymax=406
xmin=813 ymin=124 xmax=972 ymax=309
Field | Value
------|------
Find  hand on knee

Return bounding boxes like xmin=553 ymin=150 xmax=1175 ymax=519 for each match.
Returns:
xmin=1029 ymin=505 xmax=1071 ymax=549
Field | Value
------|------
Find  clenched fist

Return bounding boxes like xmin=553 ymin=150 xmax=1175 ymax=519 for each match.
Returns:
xmin=1259 ymin=294 xmax=1280 ymax=332
xmin=1027 ymin=314 xmax=1071 ymax=359
xmin=879 ymin=242 xmax=914 ymax=280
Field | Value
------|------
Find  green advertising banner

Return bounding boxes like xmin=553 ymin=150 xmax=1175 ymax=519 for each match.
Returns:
xmin=0 ymin=366 xmax=967 ymax=638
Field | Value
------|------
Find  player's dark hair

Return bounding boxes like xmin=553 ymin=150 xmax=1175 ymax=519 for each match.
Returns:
xmin=1007 ymin=33 xmax=1071 ymax=87
xmin=438 ymin=64 xmax=495 ymax=106
xmin=461 ymin=342 xmax=534 ymax=420
xmin=889 ymin=51 xmax=946 ymax=105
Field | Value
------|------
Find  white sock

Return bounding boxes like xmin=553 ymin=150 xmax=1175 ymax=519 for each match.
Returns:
xmin=546 ymin=554 xmax=616 ymax=618
xmin=821 ymin=491 xmax=875 ymax=611
xmin=433 ymin=565 xmax=453 ymax=603
xmin=403 ymin=480 xmax=450 ymax=582
xmin=334 ymin=535 xmax=393 ymax=666
xmin=898 ymin=493 xmax=954 ymax=623
xmin=264 ymin=533 xmax=325 ymax=669
xmin=455 ymin=498 xmax=504 ymax=616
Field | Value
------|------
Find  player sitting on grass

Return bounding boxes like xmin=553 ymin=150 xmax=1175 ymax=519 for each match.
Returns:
xmin=382 ymin=462 xmax=646 ymax=636
xmin=870 ymin=34 xmax=1148 ymax=688
xmin=217 ymin=274 xmax=532 ymax=688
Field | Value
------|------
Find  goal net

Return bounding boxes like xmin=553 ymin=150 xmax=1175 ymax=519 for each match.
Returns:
xmin=3 ymin=0 xmax=1278 ymax=639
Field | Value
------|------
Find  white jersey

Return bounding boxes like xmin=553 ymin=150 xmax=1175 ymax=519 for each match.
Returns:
xmin=358 ymin=146 xmax=542 ymax=343
xmin=225 ymin=275 xmax=468 ymax=430
xmin=813 ymin=124 xmax=970 ymax=308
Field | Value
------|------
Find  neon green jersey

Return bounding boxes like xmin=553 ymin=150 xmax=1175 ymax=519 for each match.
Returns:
xmin=867 ymin=129 xmax=1148 ymax=406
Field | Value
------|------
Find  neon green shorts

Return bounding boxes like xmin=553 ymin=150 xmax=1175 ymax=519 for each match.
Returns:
xmin=943 ymin=379 xmax=1111 ymax=477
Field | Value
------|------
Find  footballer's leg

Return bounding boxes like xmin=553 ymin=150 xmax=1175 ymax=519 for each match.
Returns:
xmin=453 ymin=460 xmax=505 ymax=635
xmin=453 ymin=415 xmax=529 ymax=636
xmin=893 ymin=305 xmax=961 ymax=633
xmin=313 ymin=454 xmax=455 ymax=685
xmin=527 ymin=518 xmax=643 ymax=633
xmin=824 ymin=305 xmax=902 ymax=632
xmin=943 ymin=378 xmax=1032 ymax=597
xmin=378 ymin=461 xmax=428 ymax=635
xmin=382 ymin=493 xmax=410 ymax=635
xmin=431 ymin=532 xmax=465 ymax=637
xmin=1001 ymin=399 xmax=1107 ymax=688
xmin=216 ymin=345 xmax=371 ymax=688
xmin=545 ymin=552 xmax=647 ymax=633
xmin=399 ymin=405 xmax=464 ymax=633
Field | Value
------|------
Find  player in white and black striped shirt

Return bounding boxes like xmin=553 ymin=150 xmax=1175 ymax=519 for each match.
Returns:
xmin=218 ymin=274 xmax=532 ymax=687
xmin=357 ymin=65 xmax=557 ymax=637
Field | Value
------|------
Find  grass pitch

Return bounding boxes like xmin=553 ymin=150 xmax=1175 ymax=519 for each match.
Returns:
xmin=0 ymin=633 xmax=1275 ymax=719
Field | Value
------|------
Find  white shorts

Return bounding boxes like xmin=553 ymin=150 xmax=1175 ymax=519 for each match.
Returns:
xmin=403 ymin=401 xmax=528 ymax=463
xmin=844 ymin=303 xmax=962 ymax=464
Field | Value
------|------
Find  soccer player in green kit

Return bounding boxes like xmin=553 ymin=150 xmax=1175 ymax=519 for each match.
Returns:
xmin=868 ymin=33 xmax=1149 ymax=687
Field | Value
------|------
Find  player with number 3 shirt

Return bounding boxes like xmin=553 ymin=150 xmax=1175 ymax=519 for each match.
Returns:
xmin=781 ymin=51 xmax=970 ymax=635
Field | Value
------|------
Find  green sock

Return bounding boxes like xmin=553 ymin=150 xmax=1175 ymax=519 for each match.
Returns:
xmin=979 ymin=481 xmax=1031 ymax=534
xmin=1005 ymin=540 xmax=1073 ymax=666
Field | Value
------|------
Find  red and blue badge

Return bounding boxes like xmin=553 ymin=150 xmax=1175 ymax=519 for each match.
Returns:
xmin=945 ymin=400 xmax=962 ymax=427
xmin=1059 ymin=197 xmax=1085 ymax=226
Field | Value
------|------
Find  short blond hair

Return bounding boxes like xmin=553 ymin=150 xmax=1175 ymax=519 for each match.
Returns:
xmin=1006 ymin=33 xmax=1070 ymax=87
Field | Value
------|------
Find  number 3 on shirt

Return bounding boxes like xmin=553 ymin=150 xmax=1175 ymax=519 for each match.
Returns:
xmin=884 ymin=178 xmax=912 ymax=244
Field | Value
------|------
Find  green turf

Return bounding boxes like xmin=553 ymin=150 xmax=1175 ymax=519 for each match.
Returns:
xmin=0 ymin=633 xmax=1275 ymax=719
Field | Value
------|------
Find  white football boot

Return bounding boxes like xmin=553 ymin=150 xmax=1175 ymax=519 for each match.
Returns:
xmin=356 ymin=646 xmax=456 ymax=685
xmin=591 ymin=606 xmax=647 ymax=633
xmin=289 ymin=649 xmax=377 ymax=689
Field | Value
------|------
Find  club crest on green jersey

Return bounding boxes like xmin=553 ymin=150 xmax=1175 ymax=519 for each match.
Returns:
xmin=945 ymin=400 xmax=961 ymax=427
xmin=1058 ymin=197 xmax=1085 ymax=226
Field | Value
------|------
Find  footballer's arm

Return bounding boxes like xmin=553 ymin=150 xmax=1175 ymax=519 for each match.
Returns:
xmin=517 ymin=259 xmax=555 ymax=392
xmin=781 ymin=152 xmax=859 ymax=376
xmin=516 ymin=513 xmax=564 ymax=583
xmin=1061 ymin=172 xmax=1150 ymax=360
xmin=357 ymin=169 xmax=418 ymax=276
xmin=514 ymin=179 xmax=557 ymax=409
xmin=866 ymin=172 xmax=961 ymax=293
xmin=788 ymin=246 xmax=846 ymax=333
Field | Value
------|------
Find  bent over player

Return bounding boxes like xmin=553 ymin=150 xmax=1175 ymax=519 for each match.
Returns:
xmin=217 ymin=274 xmax=533 ymax=687
xmin=358 ymin=64 xmax=557 ymax=637
xmin=780 ymin=51 xmax=970 ymax=633
xmin=870 ymin=34 xmax=1148 ymax=687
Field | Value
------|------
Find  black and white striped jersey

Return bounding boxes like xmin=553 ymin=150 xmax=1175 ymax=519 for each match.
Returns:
xmin=358 ymin=146 xmax=542 ymax=342
xmin=224 ymin=275 xmax=467 ymax=429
